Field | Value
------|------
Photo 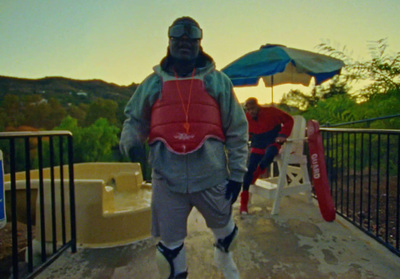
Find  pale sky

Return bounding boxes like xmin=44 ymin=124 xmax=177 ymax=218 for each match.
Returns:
xmin=1 ymin=0 xmax=399 ymax=104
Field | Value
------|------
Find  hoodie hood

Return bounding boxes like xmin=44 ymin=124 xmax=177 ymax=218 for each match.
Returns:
xmin=156 ymin=48 xmax=215 ymax=75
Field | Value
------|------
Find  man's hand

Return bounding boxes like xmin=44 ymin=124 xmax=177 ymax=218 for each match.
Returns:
xmin=225 ymin=180 xmax=242 ymax=204
xmin=275 ymin=136 xmax=287 ymax=144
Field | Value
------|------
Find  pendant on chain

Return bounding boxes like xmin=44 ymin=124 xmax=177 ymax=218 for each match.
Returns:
xmin=183 ymin=122 xmax=190 ymax=134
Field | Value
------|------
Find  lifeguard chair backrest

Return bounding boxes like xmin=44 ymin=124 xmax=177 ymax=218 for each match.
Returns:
xmin=288 ymin=115 xmax=306 ymax=155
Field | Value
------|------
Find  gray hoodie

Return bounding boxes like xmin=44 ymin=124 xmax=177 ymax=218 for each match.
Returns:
xmin=120 ymin=53 xmax=248 ymax=193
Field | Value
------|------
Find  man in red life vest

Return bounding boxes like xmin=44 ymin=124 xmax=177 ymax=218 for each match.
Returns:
xmin=240 ymin=97 xmax=294 ymax=214
xmin=120 ymin=17 xmax=248 ymax=279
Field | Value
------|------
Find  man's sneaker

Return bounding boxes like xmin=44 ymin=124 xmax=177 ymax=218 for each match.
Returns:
xmin=214 ymin=248 xmax=240 ymax=279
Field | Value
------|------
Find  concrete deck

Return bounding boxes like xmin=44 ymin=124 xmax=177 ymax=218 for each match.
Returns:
xmin=36 ymin=193 xmax=400 ymax=279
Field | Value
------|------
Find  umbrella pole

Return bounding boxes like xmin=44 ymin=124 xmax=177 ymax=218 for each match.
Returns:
xmin=271 ymin=75 xmax=274 ymax=104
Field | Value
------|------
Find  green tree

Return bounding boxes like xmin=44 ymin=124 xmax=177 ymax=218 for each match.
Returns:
xmin=318 ymin=38 xmax=400 ymax=100
xmin=353 ymin=89 xmax=400 ymax=129
xmin=318 ymin=76 xmax=350 ymax=99
xmin=0 ymin=94 xmax=66 ymax=130
xmin=281 ymin=77 xmax=350 ymax=111
xmin=1 ymin=94 xmax=24 ymax=128
xmin=66 ymin=104 xmax=87 ymax=126
xmin=46 ymin=98 xmax=67 ymax=129
xmin=23 ymin=97 xmax=66 ymax=129
xmin=303 ymin=94 xmax=357 ymax=126
xmin=280 ymin=89 xmax=312 ymax=110
xmin=55 ymin=116 xmax=120 ymax=163
xmin=84 ymin=98 xmax=118 ymax=127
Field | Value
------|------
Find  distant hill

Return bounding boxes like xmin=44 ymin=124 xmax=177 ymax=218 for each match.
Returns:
xmin=0 ymin=75 xmax=138 ymax=105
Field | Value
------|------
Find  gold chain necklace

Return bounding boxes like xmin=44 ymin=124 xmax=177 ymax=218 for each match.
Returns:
xmin=173 ymin=68 xmax=195 ymax=134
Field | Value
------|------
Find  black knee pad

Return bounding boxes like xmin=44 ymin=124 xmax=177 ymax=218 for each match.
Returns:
xmin=156 ymin=242 xmax=185 ymax=279
xmin=214 ymin=225 xmax=238 ymax=253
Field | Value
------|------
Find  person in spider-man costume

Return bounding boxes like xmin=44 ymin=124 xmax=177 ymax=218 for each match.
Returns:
xmin=240 ymin=97 xmax=293 ymax=215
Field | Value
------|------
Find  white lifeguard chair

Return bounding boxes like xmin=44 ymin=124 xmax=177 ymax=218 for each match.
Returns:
xmin=249 ymin=115 xmax=312 ymax=215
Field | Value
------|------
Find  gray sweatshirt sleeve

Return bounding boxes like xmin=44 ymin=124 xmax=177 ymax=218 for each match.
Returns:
xmin=120 ymin=74 xmax=160 ymax=152
xmin=205 ymin=71 xmax=249 ymax=182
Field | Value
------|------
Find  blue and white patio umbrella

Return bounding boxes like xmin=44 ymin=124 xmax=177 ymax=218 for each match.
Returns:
xmin=221 ymin=44 xmax=345 ymax=103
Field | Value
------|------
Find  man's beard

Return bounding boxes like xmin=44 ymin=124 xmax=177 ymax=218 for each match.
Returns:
xmin=171 ymin=56 xmax=197 ymax=66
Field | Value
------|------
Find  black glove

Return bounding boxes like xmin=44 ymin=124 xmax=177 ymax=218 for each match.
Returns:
xmin=128 ymin=144 xmax=147 ymax=163
xmin=225 ymin=180 xmax=242 ymax=204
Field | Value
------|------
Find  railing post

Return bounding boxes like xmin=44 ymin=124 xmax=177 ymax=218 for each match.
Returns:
xmin=49 ymin=137 xmax=57 ymax=253
xmin=68 ymin=136 xmax=77 ymax=253
xmin=24 ymin=137 xmax=34 ymax=273
xmin=9 ymin=138 xmax=19 ymax=279
xmin=59 ymin=137 xmax=67 ymax=245
xmin=38 ymin=136 xmax=47 ymax=263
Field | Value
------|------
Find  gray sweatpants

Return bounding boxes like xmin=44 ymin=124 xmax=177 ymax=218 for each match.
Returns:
xmin=151 ymin=177 xmax=233 ymax=243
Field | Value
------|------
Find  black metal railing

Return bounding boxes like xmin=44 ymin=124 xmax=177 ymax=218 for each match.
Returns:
xmin=321 ymin=127 xmax=400 ymax=256
xmin=0 ymin=131 xmax=76 ymax=279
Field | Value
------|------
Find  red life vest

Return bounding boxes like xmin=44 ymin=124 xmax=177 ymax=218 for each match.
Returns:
xmin=148 ymin=77 xmax=225 ymax=154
